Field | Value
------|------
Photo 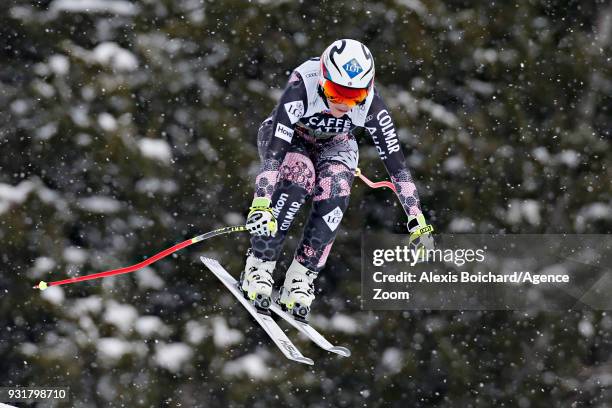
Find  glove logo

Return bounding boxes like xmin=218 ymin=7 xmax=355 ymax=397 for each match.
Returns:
xmin=323 ymin=207 xmax=343 ymax=231
xmin=284 ymin=100 xmax=304 ymax=124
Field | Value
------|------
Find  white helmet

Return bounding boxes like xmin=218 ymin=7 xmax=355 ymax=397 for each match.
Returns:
xmin=320 ymin=39 xmax=375 ymax=90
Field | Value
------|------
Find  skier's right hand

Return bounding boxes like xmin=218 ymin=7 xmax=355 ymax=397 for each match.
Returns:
xmin=246 ymin=197 xmax=278 ymax=237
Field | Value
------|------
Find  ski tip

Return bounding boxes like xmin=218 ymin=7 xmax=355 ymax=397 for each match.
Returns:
xmin=200 ymin=256 xmax=217 ymax=264
xmin=297 ymin=357 xmax=315 ymax=366
xmin=330 ymin=346 xmax=351 ymax=357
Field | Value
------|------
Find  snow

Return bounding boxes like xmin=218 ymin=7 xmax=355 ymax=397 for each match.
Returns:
xmin=556 ymin=150 xmax=580 ymax=168
xmin=135 ymin=178 xmax=178 ymax=194
xmin=77 ymin=316 xmax=100 ymax=341
xmin=521 ymin=200 xmax=541 ymax=225
xmin=330 ymin=314 xmax=360 ymax=334
xmin=70 ymin=296 xmax=103 ymax=317
xmin=507 ymin=199 xmax=541 ymax=226
xmin=419 ymin=99 xmax=459 ymax=127
xmin=103 ymin=301 xmax=138 ymax=333
xmin=20 ymin=342 xmax=38 ymax=357
xmin=63 ymin=246 xmax=88 ymax=264
xmin=32 ymin=257 xmax=56 ymax=274
xmin=97 ymin=113 xmax=118 ymax=132
xmin=33 ymin=80 xmax=55 ymax=98
xmin=360 ymin=389 xmax=371 ymax=398
xmin=197 ymin=138 xmax=219 ymax=161
xmin=48 ymin=54 xmax=70 ymax=75
xmin=34 ymin=62 xmax=50 ymax=76
xmin=578 ymin=319 xmax=595 ymax=337
xmin=40 ymin=286 xmax=65 ymax=305
xmin=50 ymin=0 xmax=139 ymax=16
xmin=70 ymin=106 xmax=91 ymax=127
xmin=9 ymin=5 xmax=32 ymax=20
xmin=91 ymin=42 xmax=139 ymax=72
xmin=443 ymin=155 xmax=465 ymax=173
xmin=81 ymin=85 xmax=95 ymax=101
xmin=466 ymin=79 xmax=495 ymax=95
xmin=394 ymin=90 xmax=419 ymax=116
xmin=138 ymin=138 xmax=173 ymax=164
xmin=78 ymin=196 xmax=122 ymax=213
xmin=154 ymin=343 xmax=193 ymax=373
xmin=381 ymin=347 xmax=404 ymax=374
xmin=97 ymin=337 xmax=132 ymax=361
xmin=448 ymin=217 xmax=476 ymax=232
xmin=185 ymin=320 xmax=209 ymax=344
xmin=96 ymin=375 xmax=117 ymax=401
xmin=134 ymin=267 xmax=165 ymax=290
xmin=37 ymin=185 xmax=67 ymax=212
xmin=533 ymin=148 xmax=581 ymax=168
xmin=135 ymin=316 xmax=171 ymax=337
xmin=293 ymin=32 xmax=308 ymax=46
xmin=473 ymin=48 xmax=498 ymax=64
xmin=223 ymin=212 xmax=245 ymax=225
xmin=395 ymin=0 xmax=427 ymax=17
xmin=76 ymin=133 xmax=92 ymax=145
xmin=575 ymin=203 xmax=612 ymax=232
xmin=506 ymin=203 xmax=522 ymax=224
xmin=222 ymin=353 xmax=270 ymax=379
xmin=532 ymin=147 xmax=551 ymax=164
xmin=35 ymin=122 xmax=58 ymax=140
xmin=0 ymin=180 xmax=35 ymax=214
xmin=212 ymin=317 xmax=243 ymax=347
xmin=10 ymin=99 xmax=28 ymax=115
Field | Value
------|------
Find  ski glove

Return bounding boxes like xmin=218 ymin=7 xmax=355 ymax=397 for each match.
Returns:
xmin=407 ymin=214 xmax=435 ymax=260
xmin=246 ymin=197 xmax=278 ymax=237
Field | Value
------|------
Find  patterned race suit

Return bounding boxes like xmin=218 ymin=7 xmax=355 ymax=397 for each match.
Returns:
xmin=251 ymin=57 xmax=422 ymax=273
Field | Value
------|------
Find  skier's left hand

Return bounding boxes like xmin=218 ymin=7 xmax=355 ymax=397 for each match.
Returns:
xmin=407 ymin=214 xmax=434 ymax=260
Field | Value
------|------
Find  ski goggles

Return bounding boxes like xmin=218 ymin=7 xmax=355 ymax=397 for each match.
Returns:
xmin=320 ymin=78 xmax=369 ymax=107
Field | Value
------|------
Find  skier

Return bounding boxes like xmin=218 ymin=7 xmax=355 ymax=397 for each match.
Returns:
xmin=242 ymin=39 xmax=434 ymax=321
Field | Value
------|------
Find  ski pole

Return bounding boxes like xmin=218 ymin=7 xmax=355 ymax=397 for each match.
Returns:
xmin=34 ymin=225 xmax=248 ymax=291
xmin=354 ymin=167 xmax=397 ymax=193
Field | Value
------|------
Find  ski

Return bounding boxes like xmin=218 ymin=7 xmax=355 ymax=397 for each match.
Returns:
xmin=270 ymin=297 xmax=351 ymax=358
xmin=201 ymin=256 xmax=314 ymax=366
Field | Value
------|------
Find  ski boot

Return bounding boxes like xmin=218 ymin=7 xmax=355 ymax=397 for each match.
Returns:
xmin=279 ymin=259 xmax=317 ymax=322
xmin=240 ymin=250 xmax=276 ymax=311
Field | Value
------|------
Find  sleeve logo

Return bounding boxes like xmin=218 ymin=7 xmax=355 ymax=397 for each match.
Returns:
xmin=323 ymin=207 xmax=344 ymax=231
xmin=274 ymin=123 xmax=294 ymax=143
xmin=284 ymin=100 xmax=305 ymax=124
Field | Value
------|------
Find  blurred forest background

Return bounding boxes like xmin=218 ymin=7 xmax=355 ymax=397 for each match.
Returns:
xmin=1 ymin=0 xmax=611 ymax=406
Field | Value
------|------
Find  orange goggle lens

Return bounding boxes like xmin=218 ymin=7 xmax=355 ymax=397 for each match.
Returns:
xmin=321 ymin=79 xmax=368 ymax=107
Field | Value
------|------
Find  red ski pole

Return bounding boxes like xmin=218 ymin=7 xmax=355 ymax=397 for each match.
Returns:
xmin=354 ymin=167 xmax=397 ymax=193
xmin=34 ymin=225 xmax=247 ymax=291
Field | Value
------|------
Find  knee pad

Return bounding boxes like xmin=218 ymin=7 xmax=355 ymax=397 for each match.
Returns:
xmin=279 ymin=152 xmax=316 ymax=195
xmin=313 ymin=162 xmax=354 ymax=201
